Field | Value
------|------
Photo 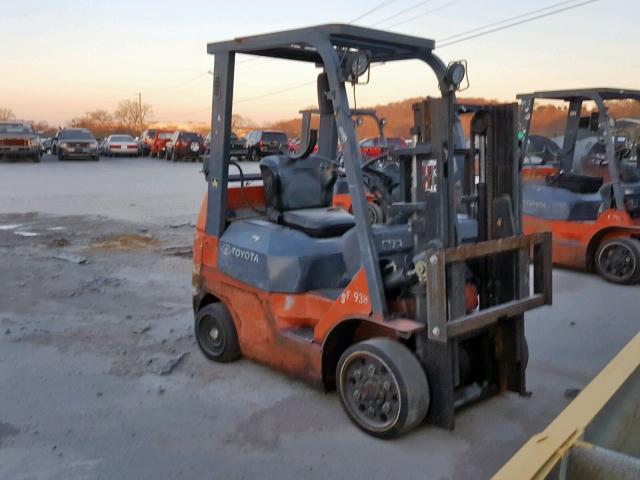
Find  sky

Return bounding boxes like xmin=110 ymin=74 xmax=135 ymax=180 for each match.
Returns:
xmin=1 ymin=0 xmax=637 ymax=127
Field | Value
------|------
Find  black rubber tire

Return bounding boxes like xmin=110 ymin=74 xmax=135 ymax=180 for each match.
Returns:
xmin=367 ymin=202 xmax=385 ymax=224
xmin=251 ymin=148 xmax=260 ymax=162
xmin=32 ymin=155 xmax=40 ymax=163
xmin=93 ymin=155 xmax=99 ymax=162
xmin=595 ymin=237 xmax=640 ymax=285
xmin=195 ymin=303 xmax=241 ymax=363
xmin=336 ymin=337 xmax=429 ymax=438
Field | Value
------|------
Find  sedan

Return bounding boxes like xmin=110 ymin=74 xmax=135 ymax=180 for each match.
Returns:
xmin=57 ymin=128 xmax=99 ymax=161
xmin=103 ymin=134 xmax=140 ymax=157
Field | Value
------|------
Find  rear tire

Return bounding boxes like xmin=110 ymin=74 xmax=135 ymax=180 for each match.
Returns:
xmin=367 ymin=202 xmax=385 ymax=224
xmin=337 ymin=337 xmax=429 ymax=438
xmin=595 ymin=237 xmax=640 ymax=284
xmin=195 ymin=303 xmax=241 ymax=362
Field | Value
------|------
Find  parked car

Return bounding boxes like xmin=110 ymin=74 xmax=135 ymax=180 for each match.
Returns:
xmin=245 ymin=130 xmax=287 ymax=161
xmin=51 ymin=131 xmax=60 ymax=155
xmin=39 ymin=137 xmax=52 ymax=154
xmin=151 ymin=130 xmax=174 ymax=158
xmin=140 ymin=129 xmax=156 ymax=156
xmin=164 ymin=131 xmax=205 ymax=161
xmin=204 ymin=131 xmax=247 ymax=159
xmin=0 ymin=122 xmax=41 ymax=162
xmin=102 ymin=134 xmax=140 ymax=157
xmin=359 ymin=136 xmax=407 ymax=160
xmin=56 ymin=128 xmax=99 ymax=161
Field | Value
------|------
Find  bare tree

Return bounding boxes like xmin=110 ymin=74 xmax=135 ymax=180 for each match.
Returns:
xmin=30 ymin=120 xmax=57 ymax=136
xmin=113 ymin=99 xmax=153 ymax=135
xmin=231 ymin=114 xmax=256 ymax=136
xmin=71 ymin=110 xmax=115 ymax=137
xmin=0 ymin=108 xmax=16 ymax=121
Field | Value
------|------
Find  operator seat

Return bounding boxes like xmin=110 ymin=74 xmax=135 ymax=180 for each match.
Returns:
xmin=545 ymin=171 xmax=603 ymax=194
xmin=260 ymin=154 xmax=355 ymax=238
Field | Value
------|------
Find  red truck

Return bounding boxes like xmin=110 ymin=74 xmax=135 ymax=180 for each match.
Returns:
xmin=150 ymin=130 xmax=174 ymax=158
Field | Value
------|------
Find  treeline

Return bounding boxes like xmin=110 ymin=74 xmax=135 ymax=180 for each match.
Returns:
xmin=268 ymin=98 xmax=640 ymax=140
xmin=5 ymin=97 xmax=639 ymax=141
xmin=0 ymin=99 xmax=153 ymax=138
xmin=268 ymin=97 xmax=499 ymax=139
xmin=69 ymin=99 xmax=153 ymax=138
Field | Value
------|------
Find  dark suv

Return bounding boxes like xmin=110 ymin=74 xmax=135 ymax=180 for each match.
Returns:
xmin=165 ymin=131 xmax=205 ymax=161
xmin=57 ymin=128 xmax=99 ymax=161
xmin=245 ymin=130 xmax=287 ymax=161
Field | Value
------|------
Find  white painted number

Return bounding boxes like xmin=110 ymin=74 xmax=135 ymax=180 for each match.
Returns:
xmin=340 ymin=290 xmax=369 ymax=305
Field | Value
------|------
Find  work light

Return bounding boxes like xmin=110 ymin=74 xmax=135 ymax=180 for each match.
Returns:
xmin=447 ymin=62 xmax=466 ymax=90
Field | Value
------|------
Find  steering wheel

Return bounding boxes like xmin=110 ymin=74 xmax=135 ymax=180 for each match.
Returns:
xmin=618 ymin=147 xmax=632 ymax=161
xmin=361 ymin=154 xmax=389 ymax=171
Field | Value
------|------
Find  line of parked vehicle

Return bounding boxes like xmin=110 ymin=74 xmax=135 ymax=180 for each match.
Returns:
xmin=1 ymin=120 xmax=411 ymax=164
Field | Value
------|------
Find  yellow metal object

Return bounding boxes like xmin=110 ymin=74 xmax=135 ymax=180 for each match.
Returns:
xmin=493 ymin=332 xmax=640 ymax=480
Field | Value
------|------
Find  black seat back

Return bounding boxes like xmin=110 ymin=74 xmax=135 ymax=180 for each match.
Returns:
xmin=545 ymin=171 xmax=603 ymax=194
xmin=260 ymin=154 xmax=337 ymax=212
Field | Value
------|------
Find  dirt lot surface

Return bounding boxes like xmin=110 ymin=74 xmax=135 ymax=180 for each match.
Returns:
xmin=0 ymin=156 xmax=638 ymax=479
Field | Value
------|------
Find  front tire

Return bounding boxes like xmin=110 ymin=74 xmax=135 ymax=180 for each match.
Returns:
xmin=195 ymin=303 xmax=241 ymax=362
xmin=337 ymin=337 xmax=429 ymax=438
xmin=595 ymin=237 xmax=640 ymax=284
xmin=367 ymin=202 xmax=385 ymax=224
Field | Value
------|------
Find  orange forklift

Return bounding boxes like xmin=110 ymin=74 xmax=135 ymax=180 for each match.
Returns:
xmin=520 ymin=89 xmax=640 ymax=284
xmin=192 ymin=24 xmax=552 ymax=437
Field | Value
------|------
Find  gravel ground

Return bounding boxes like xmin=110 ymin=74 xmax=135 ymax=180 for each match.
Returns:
xmin=0 ymin=155 xmax=638 ymax=480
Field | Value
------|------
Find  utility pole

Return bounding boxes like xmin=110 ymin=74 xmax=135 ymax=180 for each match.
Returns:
xmin=138 ymin=92 xmax=142 ymax=134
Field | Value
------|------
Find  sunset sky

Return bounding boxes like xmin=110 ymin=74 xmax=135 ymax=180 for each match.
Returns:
xmin=1 ymin=0 xmax=637 ymax=127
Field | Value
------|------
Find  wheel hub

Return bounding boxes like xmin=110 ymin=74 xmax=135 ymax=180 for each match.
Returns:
xmin=341 ymin=353 xmax=401 ymax=430
xmin=601 ymin=243 xmax=635 ymax=280
xmin=209 ymin=327 xmax=220 ymax=341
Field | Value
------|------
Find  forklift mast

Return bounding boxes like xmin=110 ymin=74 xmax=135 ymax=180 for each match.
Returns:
xmin=400 ymin=99 xmax=548 ymax=427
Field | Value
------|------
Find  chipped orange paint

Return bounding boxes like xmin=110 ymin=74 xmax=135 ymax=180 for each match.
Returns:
xmin=313 ymin=269 xmax=373 ymax=342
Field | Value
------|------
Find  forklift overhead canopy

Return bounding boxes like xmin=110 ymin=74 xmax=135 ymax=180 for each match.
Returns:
xmin=206 ymin=23 xmax=435 ymax=63
xmin=517 ymin=88 xmax=640 ymax=102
